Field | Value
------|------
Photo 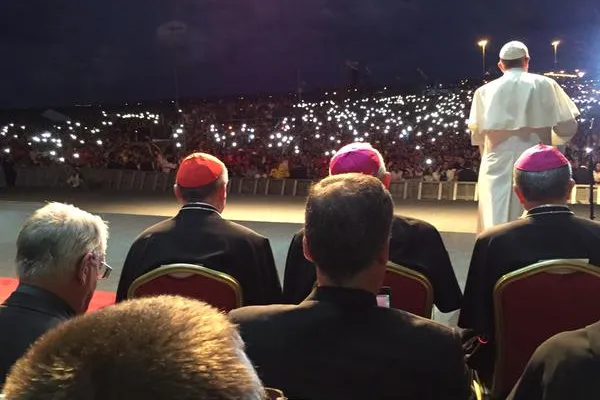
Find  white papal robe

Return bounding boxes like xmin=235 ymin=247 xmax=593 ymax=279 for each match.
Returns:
xmin=468 ymin=69 xmax=580 ymax=233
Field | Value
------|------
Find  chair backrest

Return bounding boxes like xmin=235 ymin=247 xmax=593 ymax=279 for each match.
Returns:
xmin=492 ymin=259 xmax=600 ymax=397
xmin=127 ymin=263 xmax=243 ymax=312
xmin=311 ymin=262 xmax=433 ymax=317
xmin=384 ymin=261 xmax=434 ymax=318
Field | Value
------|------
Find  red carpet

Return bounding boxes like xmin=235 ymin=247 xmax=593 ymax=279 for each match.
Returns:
xmin=0 ymin=277 xmax=116 ymax=312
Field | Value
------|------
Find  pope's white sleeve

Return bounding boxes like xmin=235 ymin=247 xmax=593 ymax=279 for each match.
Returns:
xmin=552 ymin=120 xmax=578 ymax=146
xmin=553 ymin=81 xmax=580 ymax=123
xmin=468 ymin=90 xmax=484 ymax=147
xmin=550 ymin=81 xmax=580 ymax=145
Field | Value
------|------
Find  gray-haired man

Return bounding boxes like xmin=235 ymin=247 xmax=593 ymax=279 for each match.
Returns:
xmin=0 ymin=202 xmax=110 ymax=386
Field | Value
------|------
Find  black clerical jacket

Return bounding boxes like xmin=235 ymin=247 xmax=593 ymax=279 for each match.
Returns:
xmin=508 ymin=320 xmax=600 ymax=400
xmin=116 ymin=203 xmax=282 ymax=305
xmin=282 ymin=215 xmax=463 ymax=312
xmin=459 ymin=205 xmax=600 ymax=379
xmin=0 ymin=284 xmax=75 ymax=386
xmin=230 ymin=286 xmax=471 ymax=400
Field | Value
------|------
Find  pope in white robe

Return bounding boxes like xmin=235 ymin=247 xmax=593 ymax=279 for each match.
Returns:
xmin=468 ymin=41 xmax=580 ymax=233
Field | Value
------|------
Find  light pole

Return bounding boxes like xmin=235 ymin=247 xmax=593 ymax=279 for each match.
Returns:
xmin=478 ymin=40 xmax=488 ymax=76
xmin=551 ymin=40 xmax=560 ymax=70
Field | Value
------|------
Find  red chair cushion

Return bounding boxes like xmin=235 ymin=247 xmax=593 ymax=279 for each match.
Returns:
xmin=497 ymin=271 xmax=600 ymax=395
xmin=132 ymin=274 xmax=239 ymax=312
xmin=383 ymin=270 xmax=429 ymax=317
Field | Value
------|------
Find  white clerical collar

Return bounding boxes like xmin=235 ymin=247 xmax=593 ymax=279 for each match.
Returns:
xmin=525 ymin=204 xmax=573 ymax=218
xmin=180 ymin=202 xmax=221 ymax=215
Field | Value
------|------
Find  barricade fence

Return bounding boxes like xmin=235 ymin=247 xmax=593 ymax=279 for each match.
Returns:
xmin=3 ymin=166 xmax=599 ymax=204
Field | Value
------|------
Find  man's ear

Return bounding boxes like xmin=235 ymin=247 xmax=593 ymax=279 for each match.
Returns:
xmin=566 ymin=179 xmax=575 ymax=200
xmin=513 ymin=184 xmax=526 ymax=205
xmin=375 ymin=240 xmax=390 ymax=268
xmin=173 ymin=185 xmax=183 ymax=203
xmin=218 ymin=182 xmax=227 ymax=202
xmin=498 ymin=61 xmax=505 ymax=73
xmin=76 ymin=253 xmax=94 ymax=285
xmin=302 ymin=235 xmax=314 ymax=262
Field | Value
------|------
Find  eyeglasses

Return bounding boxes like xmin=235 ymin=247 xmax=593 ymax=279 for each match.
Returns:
xmin=98 ymin=261 xmax=112 ymax=280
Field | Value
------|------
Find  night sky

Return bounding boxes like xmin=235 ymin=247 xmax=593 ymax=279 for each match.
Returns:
xmin=1 ymin=0 xmax=599 ymax=108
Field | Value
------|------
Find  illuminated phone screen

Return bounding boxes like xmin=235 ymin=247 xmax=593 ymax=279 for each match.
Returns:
xmin=377 ymin=286 xmax=391 ymax=308
xmin=376 ymin=294 xmax=390 ymax=308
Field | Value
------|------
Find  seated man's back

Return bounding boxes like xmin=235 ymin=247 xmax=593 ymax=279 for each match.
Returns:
xmin=116 ymin=153 xmax=281 ymax=305
xmin=231 ymin=173 xmax=471 ymax=400
xmin=460 ymin=208 xmax=600 ymax=336
xmin=283 ymin=216 xmax=462 ymax=312
xmin=459 ymin=144 xmax=600 ymax=381
xmin=231 ymin=287 xmax=469 ymax=400
xmin=508 ymin=320 xmax=600 ymax=400
xmin=283 ymin=142 xmax=462 ymax=312
xmin=116 ymin=210 xmax=281 ymax=304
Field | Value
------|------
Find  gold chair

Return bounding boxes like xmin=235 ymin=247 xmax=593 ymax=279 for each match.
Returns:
xmin=384 ymin=261 xmax=434 ymax=318
xmin=471 ymin=380 xmax=484 ymax=400
xmin=312 ymin=261 xmax=434 ymax=317
xmin=492 ymin=259 xmax=600 ymax=397
xmin=127 ymin=263 xmax=243 ymax=312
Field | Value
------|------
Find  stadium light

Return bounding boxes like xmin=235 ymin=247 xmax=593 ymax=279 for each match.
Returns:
xmin=552 ymin=40 xmax=561 ymax=69
xmin=478 ymin=39 xmax=488 ymax=76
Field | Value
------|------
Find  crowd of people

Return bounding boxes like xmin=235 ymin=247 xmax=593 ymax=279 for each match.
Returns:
xmin=1 ymin=142 xmax=600 ymax=400
xmin=3 ymin=38 xmax=600 ymax=399
xmin=1 ymin=75 xmax=598 ymax=183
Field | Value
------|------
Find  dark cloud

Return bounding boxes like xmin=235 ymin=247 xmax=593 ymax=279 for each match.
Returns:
xmin=0 ymin=0 xmax=598 ymax=108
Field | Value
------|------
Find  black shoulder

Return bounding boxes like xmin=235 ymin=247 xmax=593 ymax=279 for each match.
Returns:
xmin=221 ymin=219 xmax=268 ymax=241
xmin=289 ymin=229 xmax=304 ymax=246
xmin=572 ymin=216 xmax=600 ymax=231
xmin=132 ymin=217 xmax=174 ymax=242
xmin=533 ymin=325 xmax=595 ymax=365
xmin=394 ymin=215 xmax=438 ymax=232
xmin=229 ymin=304 xmax=298 ymax=324
xmin=476 ymin=218 xmax=529 ymax=241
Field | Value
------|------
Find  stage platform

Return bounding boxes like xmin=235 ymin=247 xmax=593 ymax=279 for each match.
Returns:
xmin=0 ymin=188 xmax=594 ymax=323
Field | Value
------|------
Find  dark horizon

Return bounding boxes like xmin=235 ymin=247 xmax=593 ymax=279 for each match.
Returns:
xmin=1 ymin=0 xmax=599 ymax=109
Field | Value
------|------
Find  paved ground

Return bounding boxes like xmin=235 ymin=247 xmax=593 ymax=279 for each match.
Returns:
xmin=0 ymin=188 xmax=594 ymax=323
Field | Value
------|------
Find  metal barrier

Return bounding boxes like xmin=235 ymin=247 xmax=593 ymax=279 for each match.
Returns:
xmin=7 ymin=167 xmax=599 ymax=204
